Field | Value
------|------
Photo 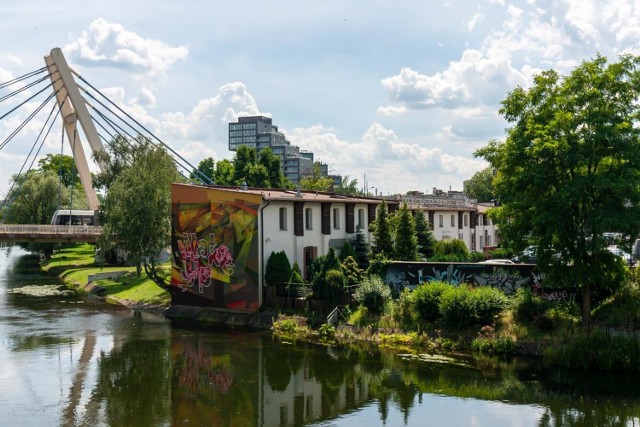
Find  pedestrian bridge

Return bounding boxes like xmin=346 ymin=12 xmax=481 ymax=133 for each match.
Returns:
xmin=0 ymin=224 xmax=102 ymax=243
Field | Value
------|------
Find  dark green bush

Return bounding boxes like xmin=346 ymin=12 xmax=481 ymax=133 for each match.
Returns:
xmin=412 ymin=281 xmax=450 ymax=323
xmin=353 ymin=275 xmax=392 ymax=315
xmin=439 ymin=285 xmax=476 ymax=329
xmin=513 ymin=287 xmax=550 ymax=323
xmin=438 ymin=285 xmax=508 ymax=329
xmin=545 ymin=332 xmax=640 ymax=372
xmin=471 ymin=286 xmax=509 ymax=325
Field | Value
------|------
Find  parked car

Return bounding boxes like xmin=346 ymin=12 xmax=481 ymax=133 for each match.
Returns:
xmin=607 ymin=245 xmax=634 ymax=266
xmin=512 ymin=246 xmax=537 ymax=264
xmin=478 ymin=259 xmax=515 ymax=265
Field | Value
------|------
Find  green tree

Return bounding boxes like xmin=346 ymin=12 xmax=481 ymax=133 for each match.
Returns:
xmin=246 ymin=163 xmax=270 ymax=188
xmin=258 ymin=148 xmax=289 ymax=189
xmin=2 ymin=170 xmax=86 ymax=257
xmin=99 ymin=138 xmax=180 ymax=278
xmin=232 ymin=145 xmax=256 ymax=185
xmin=190 ymin=157 xmax=214 ymax=184
xmin=414 ymin=210 xmax=436 ymax=259
xmin=340 ymin=255 xmax=362 ymax=289
xmin=214 ymin=159 xmax=235 ymax=186
xmin=352 ymin=225 xmax=369 ymax=270
xmin=371 ymin=200 xmax=393 ymax=258
xmin=463 ymin=167 xmax=495 ymax=202
xmin=265 ymin=251 xmax=291 ymax=287
xmin=394 ymin=202 xmax=418 ymax=261
xmin=300 ymin=162 xmax=333 ymax=192
xmin=333 ymin=175 xmax=360 ymax=196
xmin=93 ymin=134 xmax=144 ymax=191
xmin=431 ymin=239 xmax=470 ymax=262
xmin=476 ymin=55 xmax=640 ymax=330
xmin=37 ymin=154 xmax=80 ymax=189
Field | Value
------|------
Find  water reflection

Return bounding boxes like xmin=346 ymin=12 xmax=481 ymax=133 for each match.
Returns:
xmin=2 ymin=248 xmax=640 ymax=427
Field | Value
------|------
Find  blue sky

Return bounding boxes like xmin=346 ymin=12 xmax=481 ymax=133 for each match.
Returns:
xmin=1 ymin=0 xmax=640 ymax=197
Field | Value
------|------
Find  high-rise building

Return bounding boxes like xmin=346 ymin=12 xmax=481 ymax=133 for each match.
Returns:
xmin=228 ymin=116 xmax=324 ymax=184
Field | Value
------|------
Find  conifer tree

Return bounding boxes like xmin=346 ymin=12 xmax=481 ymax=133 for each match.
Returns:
xmin=415 ymin=210 xmax=436 ymax=259
xmin=372 ymin=200 xmax=393 ymax=258
xmin=394 ymin=202 xmax=418 ymax=261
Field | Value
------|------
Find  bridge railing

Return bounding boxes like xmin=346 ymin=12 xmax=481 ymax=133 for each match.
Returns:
xmin=0 ymin=224 xmax=103 ymax=235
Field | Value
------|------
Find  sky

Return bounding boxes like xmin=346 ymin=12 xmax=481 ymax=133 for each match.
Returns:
xmin=1 ymin=0 xmax=639 ymax=198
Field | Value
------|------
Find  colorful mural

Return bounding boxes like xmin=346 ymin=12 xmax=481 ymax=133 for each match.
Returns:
xmin=171 ymin=184 xmax=262 ymax=311
xmin=385 ymin=262 xmax=576 ymax=302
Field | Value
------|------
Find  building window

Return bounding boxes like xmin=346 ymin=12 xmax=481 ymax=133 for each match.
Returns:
xmin=305 ymin=208 xmax=312 ymax=230
xmin=358 ymin=208 xmax=365 ymax=229
xmin=478 ymin=215 xmax=484 ymax=226
xmin=279 ymin=207 xmax=287 ymax=230
xmin=333 ymin=208 xmax=340 ymax=230
xmin=487 ymin=217 xmax=492 ymax=226
xmin=488 ymin=235 xmax=492 ymax=246
xmin=439 ymin=215 xmax=443 ymax=228
xmin=480 ymin=235 xmax=484 ymax=248
xmin=464 ymin=214 xmax=468 ymax=227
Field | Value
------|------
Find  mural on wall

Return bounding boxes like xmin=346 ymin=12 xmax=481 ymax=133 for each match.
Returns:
xmin=385 ymin=262 xmax=574 ymax=300
xmin=170 ymin=184 xmax=262 ymax=311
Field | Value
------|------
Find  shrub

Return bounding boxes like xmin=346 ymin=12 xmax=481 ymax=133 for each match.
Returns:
xmin=412 ymin=281 xmax=451 ymax=323
xmin=513 ymin=287 xmax=550 ymax=324
xmin=388 ymin=289 xmax=417 ymax=330
xmin=325 ymin=268 xmax=346 ymax=306
xmin=472 ymin=336 xmax=516 ymax=354
xmin=349 ymin=306 xmax=373 ymax=327
xmin=545 ymin=332 xmax=640 ymax=372
xmin=439 ymin=285 xmax=476 ymax=329
xmin=353 ymin=275 xmax=392 ymax=315
xmin=438 ymin=284 xmax=508 ymax=329
xmin=431 ymin=239 xmax=470 ymax=262
xmin=471 ymin=286 xmax=508 ymax=325
xmin=265 ymin=251 xmax=291 ymax=286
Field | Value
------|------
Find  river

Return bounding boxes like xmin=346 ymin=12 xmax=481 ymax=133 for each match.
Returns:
xmin=1 ymin=247 xmax=640 ymax=427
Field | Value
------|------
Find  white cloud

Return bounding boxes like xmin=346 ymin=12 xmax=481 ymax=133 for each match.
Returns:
xmin=467 ymin=13 xmax=484 ymax=32
xmin=4 ymin=54 xmax=22 ymax=66
xmin=63 ymin=18 xmax=188 ymax=76
xmin=132 ymin=87 xmax=156 ymax=108
xmin=381 ymin=51 xmax=528 ymax=110
xmin=288 ymin=122 xmax=485 ymax=194
xmin=376 ymin=105 xmax=407 ymax=116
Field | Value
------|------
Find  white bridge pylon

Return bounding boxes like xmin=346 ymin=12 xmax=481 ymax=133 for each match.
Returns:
xmin=44 ymin=48 xmax=106 ymax=212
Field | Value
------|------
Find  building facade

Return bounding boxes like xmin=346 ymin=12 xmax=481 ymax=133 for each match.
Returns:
xmin=229 ymin=116 xmax=319 ymax=184
xmin=400 ymin=188 xmax=499 ymax=252
xmin=170 ymin=183 xmax=383 ymax=311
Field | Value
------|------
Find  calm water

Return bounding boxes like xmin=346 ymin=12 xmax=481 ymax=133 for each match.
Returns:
xmin=1 ymin=248 xmax=640 ymax=427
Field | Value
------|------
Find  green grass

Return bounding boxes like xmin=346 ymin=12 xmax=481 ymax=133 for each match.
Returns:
xmin=43 ymin=244 xmax=170 ymax=307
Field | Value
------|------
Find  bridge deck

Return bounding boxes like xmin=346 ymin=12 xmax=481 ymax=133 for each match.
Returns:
xmin=0 ymin=224 xmax=102 ymax=243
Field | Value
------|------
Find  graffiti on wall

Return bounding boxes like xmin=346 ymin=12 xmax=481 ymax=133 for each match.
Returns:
xmin=171 ymin=184 xmax=262 ymax=311
xmin=385 ymin=262 xmax=573 ymax=299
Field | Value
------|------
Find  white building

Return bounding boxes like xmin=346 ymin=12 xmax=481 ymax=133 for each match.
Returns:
xmin=400 ymin=189 xmax=499 ymax=252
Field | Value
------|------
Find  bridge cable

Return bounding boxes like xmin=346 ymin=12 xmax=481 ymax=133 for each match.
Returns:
xmin=0 ymin=74 xmax=53 ymax=105
xmin=75 ymin=74 xmax=213 ymax=185
xmin=0 ymin=80 xmax=57 ymax=132
xmin=57 ymin=118 xmax=65 ymax=212
xmin=82 ymin=94 xmax=199 ymax=183
xmin=0 ymin=67 xmax=47 ymax=90
xmin=0 ymin=89 xmax=59 ymax=152
xmin=0 ymin=97 xmax=62 ymax=223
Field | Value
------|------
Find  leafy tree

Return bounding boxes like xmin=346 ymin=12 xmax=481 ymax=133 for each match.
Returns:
xmin=310 ymin=247 xmax=341 ymax=301
xmin=300 ymin=162 xmax=333 ymax=192
xmin=476 ymin=55 xmax=640 ymax=330
xmin=353 ymin=275 xmax=391 ymax=315
xmin=99 ymin=138 xmax=180 ymax=278
xmin=414 ymin=210 xmax=436 ymax=259
xmin=214 ymin=159 xmax=235 ymax=186
xmin=2 ymin=170 xmax=86 ymax=257
xmin=394 ymin=202 xmax=418 ymax=261
xmin=290 ymin=262 xmax=303 ymax=284
xmin=190 ymin=157 xmax=214 ymax=184
xmin=463 ymin=167 xmax=495 ymax=202
xmin=431 ymin=239 xmax=470 ymax=262
xmin=258 ymin=148 xmax=289 ymax=189
xmin=37 ymin=154 xmax=80 ymax=189
xmin=232 ymin=145 xmax=256 ymax=185
xmin=246 ymin=163 xmax=270 ymax=188
xmin=93 ymin=134 xmax=144 ymax=191
xmin=334 ymin=175 xmax=360 ymax=196
xmin=265 ymin=250 xmax=291 ymax=286
xmin=371 ymin=200 xmax=393 ymax=258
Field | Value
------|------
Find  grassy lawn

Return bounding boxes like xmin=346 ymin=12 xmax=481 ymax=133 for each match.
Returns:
xmin=43 ymin=244 xmax=170 ymax=307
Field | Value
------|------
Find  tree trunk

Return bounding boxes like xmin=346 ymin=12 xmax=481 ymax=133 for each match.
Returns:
xmin=581 ymin=282 xmax=591 ymax=335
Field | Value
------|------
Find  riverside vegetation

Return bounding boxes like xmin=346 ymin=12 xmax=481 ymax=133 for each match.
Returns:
xmin=37 ymin=243 xmax=640 ymax=372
